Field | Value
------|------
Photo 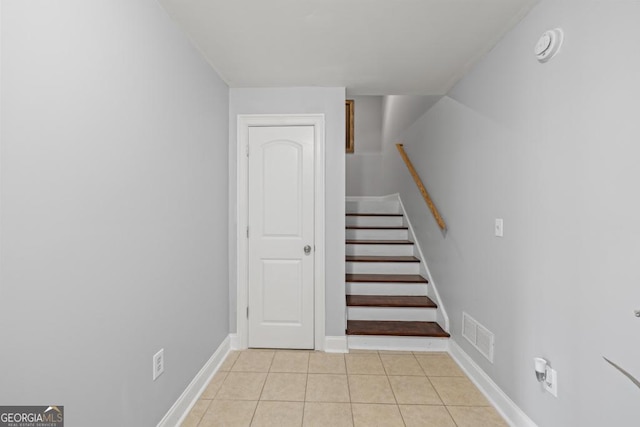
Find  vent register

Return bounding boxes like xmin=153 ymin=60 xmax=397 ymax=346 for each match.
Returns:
xmin=462 ymin=312 xmax=495 ymax=363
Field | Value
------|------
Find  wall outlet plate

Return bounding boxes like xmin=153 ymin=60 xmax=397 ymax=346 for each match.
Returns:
xmin=153 ymin=349 xmax=165 ymax=381
xmin=543 ymin=367 xmax=558 ymax=397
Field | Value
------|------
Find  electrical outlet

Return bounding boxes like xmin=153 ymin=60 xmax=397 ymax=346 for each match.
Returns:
xmin=153 ymin=349 xmax=164 ymax=381
xmin=543 ymin=367 xmax=558 ymax=397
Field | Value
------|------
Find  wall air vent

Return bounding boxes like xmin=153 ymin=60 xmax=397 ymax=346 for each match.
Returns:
xmin=462 ymin=312 xmax=494 ymax=363
xmin=462 ymin=312 xmax=477 ymax=343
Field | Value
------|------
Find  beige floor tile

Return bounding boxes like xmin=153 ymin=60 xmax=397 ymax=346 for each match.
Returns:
xmin=345 ymin=354 xmax=385 ymax=375
xmin=348 ymin=349 xmax=378 ymax=354
xmin=351 ymin=404 xmax=404 ymax=427
xmin=200 ymin=371 xmax=228 ymax=399
xmin=220 ymin=351 xmax=241 ymax=371
xmin=429 ymin=377 xmax=489 ymax=406
xmin=180 ymin=399 xmax=211 ymax=427
xmin=447 ymin=406 xmax=509 ymax=427
xmin=232 ymin=351 xmax=275 ymax=372
xmin=251 ymin=401 xmax=304 ymax=427
xmin=349 ymin=375 xmax=396 ymax=404
xmin=305 ymin=374 xmax=350 ymax=402
xmin=416 ymin=354 xmax=465 ymax=377
xmin=399 ymin=405 xmax=456 ymax=427
xmin=302 ymin=402 xmax=353 ymax=427
xmin=203 ymin=351 xmax=506 ymax=427
xmin=198 ymin=400 xmax=257 ymax=427
xmin=216 ymin=372 xmax=267 ymax=400
xmin=260 ymin=373 xmax=307 ymax=401
xmin=380 ymin=354 xmax=424 ymax=376
xmin=308 ymin=352 xmax=346 ymax=374
xmin=270 ymin=351 xmax=310 ymax=373
xmin=378 ymin=350 xmax=413 ymax=355
xmin=388 ymin=375 xmax=442 ymax=405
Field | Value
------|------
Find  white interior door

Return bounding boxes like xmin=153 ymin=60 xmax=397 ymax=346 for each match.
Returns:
xmin=247 ymin=125 xmax=315 ymax=349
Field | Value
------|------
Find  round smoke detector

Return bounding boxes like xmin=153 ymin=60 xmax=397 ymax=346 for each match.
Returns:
xmin=535 ymin=28 xmax=564 ymax=63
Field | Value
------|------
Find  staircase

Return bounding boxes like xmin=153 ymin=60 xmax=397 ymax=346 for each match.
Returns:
xmin=345 ymin=197 xmax=450 ymax=350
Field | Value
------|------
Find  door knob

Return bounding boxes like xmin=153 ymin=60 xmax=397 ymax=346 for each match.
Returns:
xmin=304 ymin=245 xmax=312 ymax=255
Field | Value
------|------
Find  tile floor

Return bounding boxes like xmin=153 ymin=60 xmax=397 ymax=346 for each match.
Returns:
xmin=181 ymin=349 xmax=508 ymax=427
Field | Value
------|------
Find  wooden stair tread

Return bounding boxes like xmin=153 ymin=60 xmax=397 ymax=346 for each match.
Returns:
xmin=346 ymin=226 xmax=408 ymax=230
xmin=347 ymin=320 xmax=450 ymax=337
xmin=346 ymin=274 xmax=428 ymax=283
xmin=346 ymin=213 xmax=403 ymax=217
xmin=347 ymin=295 xmax=437 ymax=308
xmin=346 ymin=240 xmax=414 ymax=245
xmin=346 ymin=255 xmax=419 ymax=263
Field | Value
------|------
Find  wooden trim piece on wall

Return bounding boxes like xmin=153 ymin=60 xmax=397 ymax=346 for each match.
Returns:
xmin=346 ymin=99 xmax=354 ymax=153
xmin=396 ymin=143 xmax=447 ymax=231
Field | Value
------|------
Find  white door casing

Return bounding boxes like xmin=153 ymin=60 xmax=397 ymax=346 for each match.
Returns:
xmin=247 ymin=126 xmax=314 ymax=349
xmin=237 ymin=115 xmax=325 ymax=350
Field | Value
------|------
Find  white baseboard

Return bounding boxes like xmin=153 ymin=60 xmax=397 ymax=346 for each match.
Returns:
xmin=229 ymin=333 xmax=242 ymax=350
xmin=348 ymin=335 xmax=449 ymax=352
xmin=397 ymin=195 xmax=449 ymax=332
xmin=157 ymin=335 xmax=231 ymax=427
xmin=449 ymin=340 xmax=537 ymax=427
xmin=324 ymin=336 xmax=348 ymax=353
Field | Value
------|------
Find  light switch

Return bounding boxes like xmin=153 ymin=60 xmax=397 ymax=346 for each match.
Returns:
xmin=495 ymin=218 xmax=504 ymax=237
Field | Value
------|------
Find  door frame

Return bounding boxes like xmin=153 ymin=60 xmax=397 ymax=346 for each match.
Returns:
xmin=236 ymin=114 xmax=326 ymax=350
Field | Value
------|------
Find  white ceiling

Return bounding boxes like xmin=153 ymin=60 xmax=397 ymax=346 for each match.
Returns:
xmin=159 ymin=0 xmax=539 ymax=95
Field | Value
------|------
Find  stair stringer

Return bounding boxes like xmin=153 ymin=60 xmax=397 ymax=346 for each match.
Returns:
xmin=396 ymin=194 xmax=450 ymax=333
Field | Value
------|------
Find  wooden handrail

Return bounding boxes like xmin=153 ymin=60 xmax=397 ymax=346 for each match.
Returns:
xmin=396 ymin=143 xmax=447 ymax=231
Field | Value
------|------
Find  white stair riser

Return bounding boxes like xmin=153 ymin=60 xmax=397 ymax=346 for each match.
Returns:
xmin=348 ymin=336 xmax=449 ymax=352
xmin=346 ymin=201 xmax=401 ymax=214
xmin=346 ymin=216 xmax=404 ymax=227
xmin=346 ymin=282 xmax=428 ymax=296
xmin=347 ymin=244 xmax=414 ymax=256
xmin=347 ymin=228 xmax=408 ymax=240
xmin=347 ymin=306 xmax=437 ymax=322
xmin=346 ymin=262 xmax=420 ymax=275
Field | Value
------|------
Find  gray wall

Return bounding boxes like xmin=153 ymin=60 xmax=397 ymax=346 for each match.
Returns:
xmin=0 ymin=1 xmax=229 ymax=425
xmin=382 ymin=1 xmax=640 ymax=425
xmin=381 ymin=95 xmax=443 ymax=149
xmin=346 ymin=96 xmax=384 ymax=196
xmin=228 ymin=87 xmax=346 ymax=338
